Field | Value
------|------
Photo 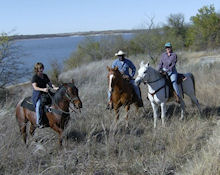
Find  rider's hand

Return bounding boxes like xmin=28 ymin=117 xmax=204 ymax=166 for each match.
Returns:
xmin=159 ymin=70 xmax=166 ymax=76
xmin=43 ymin=88 xmax=48 ymax=93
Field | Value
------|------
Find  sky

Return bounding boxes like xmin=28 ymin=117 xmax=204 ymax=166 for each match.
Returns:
xmin=1 ymin=0 xmax=220 ymax=35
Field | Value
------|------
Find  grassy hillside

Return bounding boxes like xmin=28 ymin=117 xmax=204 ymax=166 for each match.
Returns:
xmin=0 ymin=51 xmax=220 ymax=175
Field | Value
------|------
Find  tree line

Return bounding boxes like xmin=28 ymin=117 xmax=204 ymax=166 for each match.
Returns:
xmin=64 ymin=5 xmax=220 ymax=70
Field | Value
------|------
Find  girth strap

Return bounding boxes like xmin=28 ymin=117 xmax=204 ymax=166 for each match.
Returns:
xmin=148 ymin=84 xmax=166 ymax=97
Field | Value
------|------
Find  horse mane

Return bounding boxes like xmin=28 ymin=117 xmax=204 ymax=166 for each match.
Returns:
xmin=53 ymin=83 xmax=77 ymax=105
xmin=114 ymin=69 xmax=131 ymax=86
xmin=148 ymin=65 xmax=163 ymax=79
xmin=53 ymin=85 xmax=66 ymax=104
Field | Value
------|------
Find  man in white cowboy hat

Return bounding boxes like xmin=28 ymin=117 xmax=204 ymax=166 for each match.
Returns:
xmin=107 ymin=50 xmax=143 ymax=109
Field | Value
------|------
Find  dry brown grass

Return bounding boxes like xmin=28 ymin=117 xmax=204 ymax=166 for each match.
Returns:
xmin=0 ymin=52 xmax=220 ymax=175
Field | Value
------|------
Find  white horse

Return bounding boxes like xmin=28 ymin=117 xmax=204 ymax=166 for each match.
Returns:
xmin=135 ymin=62 xmax=202 ymax=128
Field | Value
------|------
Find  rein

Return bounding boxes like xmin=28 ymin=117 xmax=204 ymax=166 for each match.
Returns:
xmin=147 ymin=77 xmax=163 ymax=84
xmin=47 ymin=87 xmax=79 ymax=116
xmin=143 ymin=75 xmax=166 ymax=97
xmin=148 ymin=84 xmax=166 ymax=97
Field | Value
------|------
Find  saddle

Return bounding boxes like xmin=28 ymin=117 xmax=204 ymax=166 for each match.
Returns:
xmin=163 ymin=73 xmax=186 ymax=99
xmin=21 ymin=94 xmax=52 ymax=112
xmin=21 ymin=94 xmax=52 ymax=126
xmin=21 ymin=97 xmax=35 ymax=112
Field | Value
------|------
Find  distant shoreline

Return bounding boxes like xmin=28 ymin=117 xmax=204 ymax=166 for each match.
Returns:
xmin=10 ymin=29 xmax=145 ymax=41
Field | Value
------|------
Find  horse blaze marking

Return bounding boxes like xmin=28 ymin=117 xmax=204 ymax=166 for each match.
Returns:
xmin=109 ymin=74 xmax=113 ymax=92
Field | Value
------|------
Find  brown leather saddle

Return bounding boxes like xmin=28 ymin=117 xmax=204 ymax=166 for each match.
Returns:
xmin=21 ymin=97 xmax=35 ymax=111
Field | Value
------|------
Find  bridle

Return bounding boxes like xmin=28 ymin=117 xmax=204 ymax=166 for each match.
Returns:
xmin=47 ymin=85 xmax=80 ymax=115
xmin=64 ymin=87 xmax=80 ymax=104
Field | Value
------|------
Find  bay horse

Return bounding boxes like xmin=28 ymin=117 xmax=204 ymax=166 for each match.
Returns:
xmin=107 ymin=66 xmax=141 ymax=124
xmin=135 ymin=62 xmax=202 ymax=128
xmin=16 ymin=81 xmax=82 ymax=146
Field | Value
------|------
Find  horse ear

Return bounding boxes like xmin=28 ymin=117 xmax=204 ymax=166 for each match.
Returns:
xmin=145 ymin=62 xmax=150 ymax=67
xmin=107 ymin=66 xmax=111 ymax=71
xmin=140 ymin=61 xmax=144 ymax=67
xmin=114 ymin=66 xmax=118 ymax=71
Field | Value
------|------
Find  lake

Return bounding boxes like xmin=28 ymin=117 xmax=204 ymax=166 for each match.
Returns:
xmin=15 ymin=33 xmax=134 ymax=71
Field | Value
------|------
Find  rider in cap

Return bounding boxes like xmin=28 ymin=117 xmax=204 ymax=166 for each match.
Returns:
xmin=158 ymin=42 xmax=182 ymax=103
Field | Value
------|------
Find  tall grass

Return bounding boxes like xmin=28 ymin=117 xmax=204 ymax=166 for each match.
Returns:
xmin=0 ymin=52 xmax=220 ymax=174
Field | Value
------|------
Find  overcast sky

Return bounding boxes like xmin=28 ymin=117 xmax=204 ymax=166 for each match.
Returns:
xmin=1 ymin=0 xmax=220 ymax=35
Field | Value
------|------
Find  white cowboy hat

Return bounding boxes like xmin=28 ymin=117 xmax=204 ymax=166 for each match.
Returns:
xmin=115 ymin=50 xmax=126 ymax=56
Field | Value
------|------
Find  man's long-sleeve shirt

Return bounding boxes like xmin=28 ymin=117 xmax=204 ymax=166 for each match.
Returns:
xmin=158 ymin=52 xmax=177 ymax=72
xmin=112 ymin=58 xmax=136 ymax=78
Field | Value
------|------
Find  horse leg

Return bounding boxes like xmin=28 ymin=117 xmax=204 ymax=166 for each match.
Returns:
xmin=179 ymin=98 xmax=186 ymax=120
xmin=16 ymin=107 xmax=28 ymax=144
xmin=114 ymin=108 xmax=119 ymax=121
xmin=151 ymin=102 xmax=159 ymax=128
xmin=125 ymin=105 xmax=130 ymax=128
xmin=50 ymin=124 xmax=63 ymax=147
xmin=190 ymin=95 xmax=202 ymax=116
xmin=161 ymin=103 xmax=166 ymax=127
xmin=19 ymin=119 xmax=28 ymax=144
xmin=29 ymin=124 xmax=36 ymax=136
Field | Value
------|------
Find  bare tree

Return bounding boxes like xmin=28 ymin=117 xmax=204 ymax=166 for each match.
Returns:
xmin=133 ymin=16 xmax=165 ymax=63
xmin=47 ymin=59 xmax=62 ymax=86
xmin=0 ymin=33 xmax=29 ymax=88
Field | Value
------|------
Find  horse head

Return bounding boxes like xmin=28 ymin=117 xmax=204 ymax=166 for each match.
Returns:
xmin=107 ymin=66 xmax=123 ymax=84
xmin=135 ymin=61 xmax=150 ymax=85
xmin=61 ymin=80 xmax=82 ymax=110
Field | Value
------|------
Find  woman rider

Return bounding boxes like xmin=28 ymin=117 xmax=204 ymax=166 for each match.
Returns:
xmin=32 ymin=62 xmax=58 ymax=128
xmin=158 ymin=42 xmax=182 ymax=103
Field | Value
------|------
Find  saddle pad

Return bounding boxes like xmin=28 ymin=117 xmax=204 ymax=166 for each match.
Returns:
xmin=21 ymin=97 xmax=35 ymax=111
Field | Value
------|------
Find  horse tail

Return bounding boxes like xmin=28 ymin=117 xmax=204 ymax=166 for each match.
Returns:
xmin=16 ymin=101 xmax=28 ymax=144
xmin=189 ymin=73 xmax=196 ymax=95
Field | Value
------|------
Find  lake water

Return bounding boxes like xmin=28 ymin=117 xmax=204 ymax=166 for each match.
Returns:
xmin=15 ymin=33 xmax=134 ymax=71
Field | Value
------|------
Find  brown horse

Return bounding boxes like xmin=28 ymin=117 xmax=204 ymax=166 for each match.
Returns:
xmin=16 ymin=81 xmax=82 ymax=146
xmin=107 ymin=66 xmax=141 ymax=123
